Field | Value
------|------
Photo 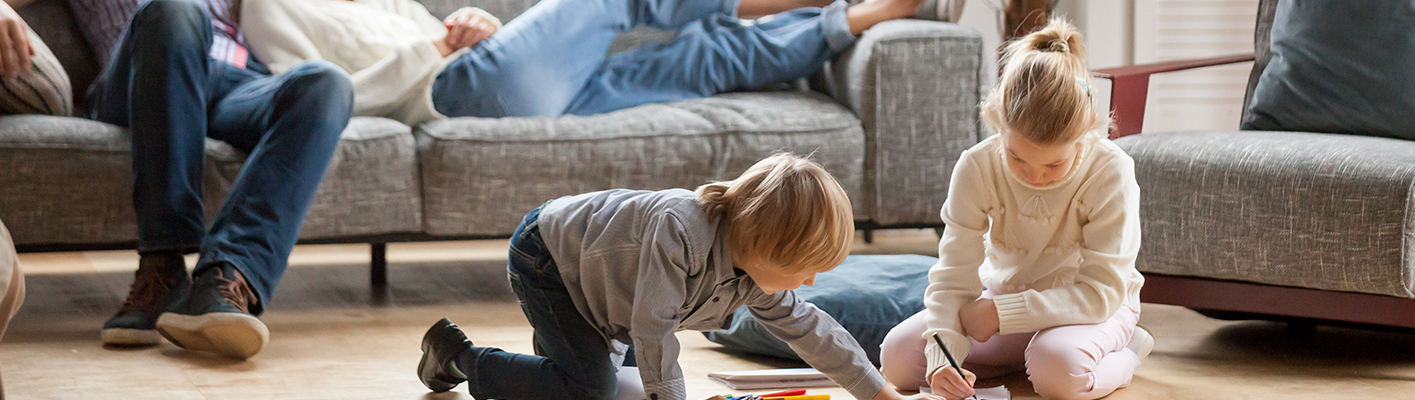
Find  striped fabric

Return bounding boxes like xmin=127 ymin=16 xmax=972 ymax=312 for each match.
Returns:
xmin=0 ymin=26 xmax=73 ymax=116
xmin=67 ymin=0 xmax=249 ymax=68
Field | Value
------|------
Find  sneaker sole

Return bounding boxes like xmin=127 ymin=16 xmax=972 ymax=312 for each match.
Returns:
xmin=101 ymin=328 xmax=161 ymax=346
xmin=156 ymin=312 xmax=269 ymax=359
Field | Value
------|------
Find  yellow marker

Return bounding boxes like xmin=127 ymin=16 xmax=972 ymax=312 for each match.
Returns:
xmin=762 ymin=395 xmax=830 ymax=400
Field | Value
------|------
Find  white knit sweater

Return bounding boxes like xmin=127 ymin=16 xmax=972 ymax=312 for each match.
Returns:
xmin=922 ymin=131 xmax=1145 ymax=379
xmin=240 ymin=0 xmax=500 ymax=125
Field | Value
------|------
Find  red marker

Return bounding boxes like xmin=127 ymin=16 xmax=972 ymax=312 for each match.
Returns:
xmin=760 ymin=389 xmax=807 ymax=397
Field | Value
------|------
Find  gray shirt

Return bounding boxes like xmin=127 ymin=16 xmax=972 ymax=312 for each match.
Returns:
xmin=539 ymin=189 xmax=886 ymax=400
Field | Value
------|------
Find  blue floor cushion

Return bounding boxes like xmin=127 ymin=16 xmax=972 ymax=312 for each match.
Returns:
xmin=703 ymin=254 xmax=936 ymax=365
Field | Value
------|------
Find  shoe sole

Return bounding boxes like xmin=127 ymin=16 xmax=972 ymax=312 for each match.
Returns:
xmin=101 ymin=328 xmax=161 ymax=346
xmin=418 ymin=341 xmax=458 ymax=393
xmin=156 ymin=312 xmax=269 ymax=359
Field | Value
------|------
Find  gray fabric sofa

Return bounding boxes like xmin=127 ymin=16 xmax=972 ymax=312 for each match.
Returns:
xmin=0 ymin=0 xmax=983 ymax=280
xmin=1095 ymin=0 xmax=1415 ymax=329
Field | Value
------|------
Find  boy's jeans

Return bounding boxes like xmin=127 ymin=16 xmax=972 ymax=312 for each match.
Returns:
xmin=86 ymin=0 xmax=354 ymax=310
xmin=455 ymin=206 xmax=623 ymax=400
xmin=430 ymin=0 xmax=855 ymax=118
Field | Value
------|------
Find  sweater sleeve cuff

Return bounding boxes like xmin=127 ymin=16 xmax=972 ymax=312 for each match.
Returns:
xmin=451 ymin=6 xmax=504 ymax=29
xmin=840 ymin=366 xmax=888 ymax=400
xmin=923 ymin=330 xmax=972 ymax=385
xmin=993 ymin=293 xmax=1032 ymax=334
xmin=644 ymin=378 xmax=686 ymax=400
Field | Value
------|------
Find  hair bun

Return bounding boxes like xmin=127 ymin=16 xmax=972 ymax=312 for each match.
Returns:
xmin=1041 ymin=39 xmax=1069 ymax=53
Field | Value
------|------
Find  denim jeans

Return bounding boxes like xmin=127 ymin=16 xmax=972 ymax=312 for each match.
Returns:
xmin=430 ymin=0 xmax=855 ymax=118
xmin=86 ymin=0 xmax=354 ymax=313
xmin=454 ymin=206 xmax=623 ymax=400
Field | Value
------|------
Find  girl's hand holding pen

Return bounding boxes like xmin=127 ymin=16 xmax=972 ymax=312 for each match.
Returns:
xmin=929 ymin=366 xmax=978 ymax=400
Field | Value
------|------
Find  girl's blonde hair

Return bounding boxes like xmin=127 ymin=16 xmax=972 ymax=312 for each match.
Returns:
xmin=696 ymin=153 xmax=854 ymax=274
xmin=982 ymin=18 xmax=1112 ymax=146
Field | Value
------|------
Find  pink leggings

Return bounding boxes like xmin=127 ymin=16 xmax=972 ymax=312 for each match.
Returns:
xmin=879 ymin=296 xmax=1140 ymax=400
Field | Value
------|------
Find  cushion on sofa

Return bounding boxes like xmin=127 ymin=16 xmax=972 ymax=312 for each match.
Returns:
xmin=205 ymin=117 xmax=423 ymax=239
xmin=0 ymin=115 xmax=134 ymax=245
xmin=17 ymin=0 xmax=99 ymax=112
xmin=417 ymin=91 xmax=867 ymax=237
xmin=703 ymin=254 xmax=935 ymax=365
xmin=1241 ymin=0 xmax=1415 ymax=139
xmin=1115 ymin=131 xmax=1415 ymax=299
xmin=0 ymin=25 xmax=72 ymax=116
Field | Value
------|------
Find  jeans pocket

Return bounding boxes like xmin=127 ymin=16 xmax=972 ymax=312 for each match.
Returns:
xmin=434 ymin=94 xmax=508 ymax=118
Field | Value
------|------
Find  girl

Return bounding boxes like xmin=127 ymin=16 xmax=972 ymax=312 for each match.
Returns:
xmin=878 ymin=19 xmax=1151 ymax=400
xmin=417 ymin=154 xmax=944 ymax=400
xmin=239 ymin=0 xmax=953 ymax=125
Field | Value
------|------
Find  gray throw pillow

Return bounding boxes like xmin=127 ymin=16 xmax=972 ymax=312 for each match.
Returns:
xmin=0 ymin=26 xmax=72 ymax=116
xmin=1241 ymin=0 xmax=1415 ymax=139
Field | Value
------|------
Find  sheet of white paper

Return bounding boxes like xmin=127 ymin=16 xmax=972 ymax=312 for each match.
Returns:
xmin=919 ymin=385 xmax=1010 ymax=400
xmin=618 ymin=367 xmax=647 ymax=400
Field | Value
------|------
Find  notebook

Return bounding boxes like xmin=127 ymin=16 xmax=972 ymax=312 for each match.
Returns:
xmin=707 ymin=368 xmax=836 ymax=390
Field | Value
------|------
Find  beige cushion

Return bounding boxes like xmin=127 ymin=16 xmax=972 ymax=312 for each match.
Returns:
xmin=0 ymin=25 xmax=72 ymax=116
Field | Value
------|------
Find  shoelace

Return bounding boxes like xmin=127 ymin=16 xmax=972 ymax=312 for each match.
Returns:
xmin=117 ymin=269 xmax=176 ymax=313
xmin=212 ymin=270 xmax=254 ymax=313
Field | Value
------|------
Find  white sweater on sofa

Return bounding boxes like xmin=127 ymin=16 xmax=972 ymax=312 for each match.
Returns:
xmin=240 ymin=0 xmax=500 ymax=125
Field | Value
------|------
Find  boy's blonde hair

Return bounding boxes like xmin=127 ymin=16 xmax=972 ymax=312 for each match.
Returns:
xmin=696 ymin=153 xmax=853 ymax=274
xmin=982 ymin=18 xmax=1113 ymax=146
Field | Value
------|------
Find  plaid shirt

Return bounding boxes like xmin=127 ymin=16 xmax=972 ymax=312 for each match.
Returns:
xmin=69 ymin=0 xmax=250 ymax=69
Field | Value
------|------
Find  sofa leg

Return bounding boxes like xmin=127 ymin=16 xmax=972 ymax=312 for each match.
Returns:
xmin=371 ymin=243 xmax=388 ymax=289
xmin=862 ymin=228 xmax=874 ymax=244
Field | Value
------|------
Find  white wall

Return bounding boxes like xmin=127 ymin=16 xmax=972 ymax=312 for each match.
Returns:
xmin=951 ymin=0 xmax=1259 ymax=133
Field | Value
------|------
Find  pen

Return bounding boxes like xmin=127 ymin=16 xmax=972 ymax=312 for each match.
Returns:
xmin=932 ymin=333 xmax=979 ymax=400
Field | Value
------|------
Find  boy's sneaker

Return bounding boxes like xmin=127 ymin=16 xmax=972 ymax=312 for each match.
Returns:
xmin=915 ymin=0 xmax=966 ymax=22
xmin=156 ymin=262 xmax=268 ymax=359
xmin=418 ymin=318 xmax=473 ymax=393
xmin=1127 ymin=325 xmax=1155 ymax=361
xmin=102 ymin=253 xmax=189 ymax=346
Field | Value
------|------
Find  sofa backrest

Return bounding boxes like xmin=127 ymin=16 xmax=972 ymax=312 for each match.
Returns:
xmin=1240 ymin=0 xmax=1278 ymax=122
xmin=417 ymin=0 xmax=540 ymax=22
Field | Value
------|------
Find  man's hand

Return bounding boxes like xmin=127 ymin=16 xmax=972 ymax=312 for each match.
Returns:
xmin=441 ymin=8 xmax=497 ymax=53
xmin=0 ymin=1 xmax=34 ymax=80
xmin=959 ymin=297 xmax=1000 ymax=343
xmin=929 ymin=366 xmax=978 ymax=400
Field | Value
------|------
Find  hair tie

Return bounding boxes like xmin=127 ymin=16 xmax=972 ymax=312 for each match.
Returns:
xmin=1075 ymin=77 xmax=1092 ymax=96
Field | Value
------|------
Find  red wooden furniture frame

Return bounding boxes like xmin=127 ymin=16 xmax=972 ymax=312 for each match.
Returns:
xmin=1090 ymin=55 xmax=1415 ymax=330
xmin=1092 ymin=54 xmax=1256 ymax=139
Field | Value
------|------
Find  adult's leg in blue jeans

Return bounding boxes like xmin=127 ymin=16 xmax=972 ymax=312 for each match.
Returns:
xmin=431 ymin=0 xmax=740 ymax=118
xmin=453 ymin=214 xmax=618 ymax=400
xmin=193 ymin=61 xmax=353 ymax=312
xmin=87 ymin=0 xmax=214 ymax=254
xmin=563 ymin=1 xmax=856 ymax=115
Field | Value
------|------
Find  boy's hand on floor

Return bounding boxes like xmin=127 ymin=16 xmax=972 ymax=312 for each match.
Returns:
xmin=959 ymin=298 xmax=999 ymax=342
xmin=442 ymin=9 xmax=497 ymax=51
xmin=0 ymin=1 xmax=33 ymax=80
xmin=929 ymin=366 xmax=978 ymax=400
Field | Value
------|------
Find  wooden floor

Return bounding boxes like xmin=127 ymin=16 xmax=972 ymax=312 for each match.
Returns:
xmin=6 ymin=230 xmax=1415 ymax=399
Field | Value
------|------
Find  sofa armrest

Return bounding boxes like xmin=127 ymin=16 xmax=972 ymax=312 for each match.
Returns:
xmin=1092 ymin=54 xmax=1255 ymax=139
xmin=815 ymin=20 xmax=983 ymax=226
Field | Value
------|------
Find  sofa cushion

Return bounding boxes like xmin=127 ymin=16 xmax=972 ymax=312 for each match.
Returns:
xmin=0 ymin=25 xmax=72 ymax=116
xmin=1115 ymin=130 xmax=1415 ymax=299
xmin=1241 ymin=0 xmax=1415 ymax=139
xmin=0 ymin=115 xmax=421 ymax=245
xmin=206 ymin=117 xmax=422 ymax=239
xmin=703 ymin=254 xmax=934 ymax=365
xmin=417 ymin=91 xmax=866 ymax=236
xmin=0 ymin=115 xmax=134 ymax=245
